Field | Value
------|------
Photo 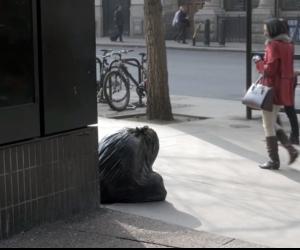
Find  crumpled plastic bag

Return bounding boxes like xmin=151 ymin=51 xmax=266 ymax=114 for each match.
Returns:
xmin=98 ymin=126 xmax=167 ymax=204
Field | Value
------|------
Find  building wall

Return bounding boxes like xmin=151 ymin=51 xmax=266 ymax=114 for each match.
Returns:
xmin=95 ymin=0 xmax=181 ymax=38
xmin=130 ymin=0 xmax=145 ymax=37
xmin=129 ymin=0 xmax=181 ymax=38
xmin=0 ymin=128 xmax=99 ymax=239
xmin=95 ymin=0 xmax=300 ymax=42
xmin=194 ymin=0 xmax=300 ymax=43
xmin=95 ymin=0 xmax=103 ymax=38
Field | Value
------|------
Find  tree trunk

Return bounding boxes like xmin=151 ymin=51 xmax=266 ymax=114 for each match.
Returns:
xmin=144 ymin=0 xmax=173 ymax=121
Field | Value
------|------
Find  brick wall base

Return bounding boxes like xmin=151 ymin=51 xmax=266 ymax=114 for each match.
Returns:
xmin=0 ymin=127 xmax=99 ymax=239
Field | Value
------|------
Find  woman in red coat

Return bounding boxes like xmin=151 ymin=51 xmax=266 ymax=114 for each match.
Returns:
xmin=254 ymin=18 xmax=298 ymax=170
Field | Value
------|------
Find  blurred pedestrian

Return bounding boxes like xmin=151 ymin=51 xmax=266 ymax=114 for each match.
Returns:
xmin=174 ymin=6 xmax=190 ymax=44
xmin=113 ymin=5 xmax=124 ymax=42
xmin=172 ymin=7 xmax=181 ymax=40
xmin=253 ymin=18 xmax=298 ymax=170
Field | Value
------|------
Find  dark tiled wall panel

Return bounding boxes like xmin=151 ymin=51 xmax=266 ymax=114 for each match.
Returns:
xmin=0 ymin=128 xmax=99 ymax=239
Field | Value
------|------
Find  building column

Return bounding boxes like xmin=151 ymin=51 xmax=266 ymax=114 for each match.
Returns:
xmin=161 ymin=0 xmax=179 ymax=39
xmin=253 ymin=0 xmax=275 ymax=42
xmin=130 ymin=0 xmax=144 ymax=37
xmin=129 ymin=0 xmax=178 ymax=38
xmin=203 ymin=0 xmax=223 ymax=10
xmin=257 ymin=0 xmax=274 ymax=9
xmin=161 ymin=0 xmax=178 ymax=11
xmin=95 ymin=0 xmax=103 ymax=38
xmin=194 ymin=0 xmax=225 ymax=41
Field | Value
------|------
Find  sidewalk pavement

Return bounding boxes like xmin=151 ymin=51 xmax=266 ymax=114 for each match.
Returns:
xmin=96 ymin=37 xmax=300 ymax=54
xmin=2 ymin=96 xmax=298 ymax=248
xmin=98 ymin=96 xmax=300 ymax=248
xmin=0 ymin=209 xmax=263 ymax=248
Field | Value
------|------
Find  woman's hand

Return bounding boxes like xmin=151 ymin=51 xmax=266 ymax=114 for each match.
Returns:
xmin=252 ymin=55 xmax=262 ymax=63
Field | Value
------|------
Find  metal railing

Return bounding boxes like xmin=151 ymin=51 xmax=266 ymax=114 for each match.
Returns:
xmin=217 ymin=16 xmax=247 ymax=43
xmin=288 ymin=17 xmax=300 ymax=44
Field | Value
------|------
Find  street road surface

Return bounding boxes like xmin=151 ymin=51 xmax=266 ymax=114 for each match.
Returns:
xmin=167 ymin=49 xmax=246 ymax=101
xmin=97 ymin=46 xmax=300 ymax=107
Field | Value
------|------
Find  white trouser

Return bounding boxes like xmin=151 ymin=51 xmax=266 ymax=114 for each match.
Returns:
xmin=262 ymin=105 xmax=282 ymax=137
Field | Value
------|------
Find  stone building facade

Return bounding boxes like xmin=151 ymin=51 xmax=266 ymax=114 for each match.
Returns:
xmin=95 ymin=0 xmax=202 ymax=38
xmin=195 ymin=0 xmax=300 ymax=43
xmin=95 ymin=0 xmax=143 ymax=38
xmin=95 ymin=0 xmax=300 ymax=43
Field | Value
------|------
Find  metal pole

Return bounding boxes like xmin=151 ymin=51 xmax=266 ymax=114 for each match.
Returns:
xmin=275 ymin=0 xmax=279 ymax=18
xmin=218 ymin=18 xmax=226 ymax=46
xmin=204 ymin=19 xmax=211 ymax=46
xmin=246 ymin=0 xmax=252 ymax=120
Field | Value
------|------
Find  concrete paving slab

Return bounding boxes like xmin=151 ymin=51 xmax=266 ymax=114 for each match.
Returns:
xmin=98 ymin=95 xmax=248 ymax=123
xmin=100 ymin=239 xmax=169 ymax=248
xmin=65 ymin=210 xmax=232 ymax=248
xmin=0 ymin=209 xmax=260 ymax=248
xmin=221 ymin=239 xmax=265 ymax=249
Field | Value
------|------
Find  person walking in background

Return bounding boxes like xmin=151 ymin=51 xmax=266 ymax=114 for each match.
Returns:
xmin=172 ymin=6 xmax=181 ymax=40
xmin=113 ymin=5 xmax=124 ymax=42
xmin=253 ymin=18 xmax=298 ymax=170
xmin=175 ymin=5 xmax=190 ymax=44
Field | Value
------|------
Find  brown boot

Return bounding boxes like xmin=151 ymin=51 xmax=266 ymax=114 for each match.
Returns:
xmin=277 ymin=130 xmax=299 ymax=165
xmin=260 ymin=137 xmax=280 ymax=170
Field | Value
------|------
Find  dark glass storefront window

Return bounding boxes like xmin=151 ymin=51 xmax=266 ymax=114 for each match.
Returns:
xmin=281 ymin=0 xmax=300 ymax=11
xmin=0 ymin=0 xmax=35 ymax=108
xmin=224 ymin=0 xmax=259 ymax=11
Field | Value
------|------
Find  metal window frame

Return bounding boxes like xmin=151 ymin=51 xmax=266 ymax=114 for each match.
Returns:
xmin=0 ymin=0 xmax=41 ymax=145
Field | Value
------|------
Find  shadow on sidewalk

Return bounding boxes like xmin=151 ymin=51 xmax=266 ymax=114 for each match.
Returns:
xmin=276 ymin=167 xmax=300 ymax=184
xmin=107 ymin=201 xmax=202 ymax=230
xmin=172 ymin=122 xmax=300 ymax=184
xmin=175 ymin=126 xmax=266 ymax=164
xmin=0 ymin=209 xmax=149 ymax=248
xmin=1 ymin=207 xmax=201 ymax=248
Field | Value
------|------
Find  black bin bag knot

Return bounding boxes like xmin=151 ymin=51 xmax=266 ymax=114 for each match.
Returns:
xmin=98 ymin=126 xmax=167 ymax=204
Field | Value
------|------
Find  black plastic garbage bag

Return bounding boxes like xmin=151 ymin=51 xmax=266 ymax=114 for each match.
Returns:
xmin=98 ymin=126 xmax=167 ymax=204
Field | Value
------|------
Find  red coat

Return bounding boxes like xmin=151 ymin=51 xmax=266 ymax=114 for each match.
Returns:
xmin=256 ymin=40 xmax=295 ymax=106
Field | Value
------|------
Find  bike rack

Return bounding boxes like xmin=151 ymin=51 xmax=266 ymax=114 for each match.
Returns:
xmin=122 ymin=58 xmax=144 ymax=84
xmin=96 ymin=57 xmax=102 ymax=83
xmin=96 ymin=50 xmax=147 ymax=110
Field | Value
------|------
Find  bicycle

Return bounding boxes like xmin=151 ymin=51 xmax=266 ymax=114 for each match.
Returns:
xmin=103 ymin=51 xmax=148 ymax=112
xmin=96 ymin=49 xmax=134 ymax=103
xmin=96 ymin=49 xmax=113 ymax=103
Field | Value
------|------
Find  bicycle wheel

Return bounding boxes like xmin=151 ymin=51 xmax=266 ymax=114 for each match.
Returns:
xmin=104 ymin=70 xmax=130 ymax=112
